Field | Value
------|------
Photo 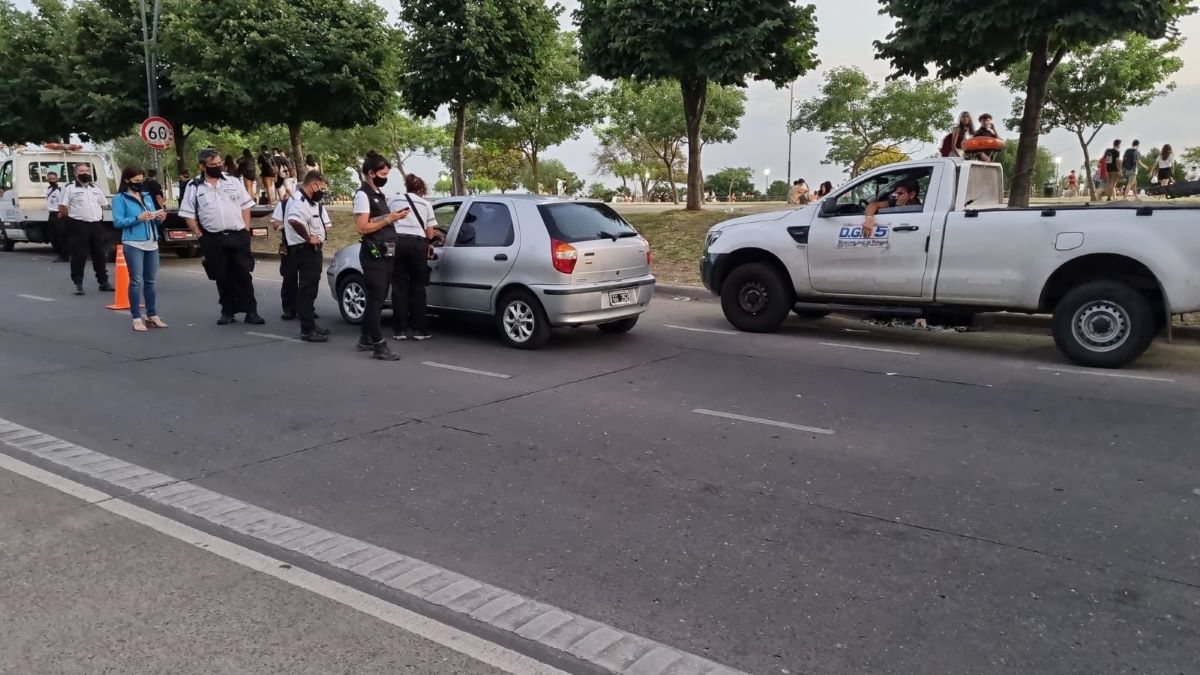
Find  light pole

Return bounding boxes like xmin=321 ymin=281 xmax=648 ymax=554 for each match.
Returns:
xmin=763 ymin=168 xmax=771 ymax=198
xmin=786 ymin=82 xmax=795 ymax=185
xmin=643 ymin=170 xmax=651 ymax=202
xmin=1054 ymin=156 xmax=1062 ymax=195
xmin=138 ymin=0 xmax=163 ymax=172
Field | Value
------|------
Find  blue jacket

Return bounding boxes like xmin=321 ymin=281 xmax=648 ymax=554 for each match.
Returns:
xmin=112 ymin=191 xmax=161 ymax=242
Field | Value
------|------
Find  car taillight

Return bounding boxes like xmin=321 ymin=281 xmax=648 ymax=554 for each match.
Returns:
xmin=552 ymin=239 xmax=578 ymax=275
xmin=645 ymin=245 xmax=652 ymax=266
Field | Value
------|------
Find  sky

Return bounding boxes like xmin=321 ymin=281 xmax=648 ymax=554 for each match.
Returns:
xmin=18 ymin=0 xmax=1200 ymax=187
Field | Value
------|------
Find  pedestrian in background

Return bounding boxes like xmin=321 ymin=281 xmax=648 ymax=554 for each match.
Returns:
xmin=352 ymin=151 xmax=408 ymax=361
xmin=237 ymin=149 xmax=257 ymax=200
xmin=112 ymin=165 xmax=168 ymax=332
xmin=1102 ymin=139 xmax=1122 ymax=201
xmin=58 ymin=164 xmax=113 ymax=296
xmin=305 ymin=154 xmax=320 ymax=175
xmin=787 ymin=179 xmax=809 ymax=205
xmin=177 ymin=169 xmax=191 ymax=205
xmin=389 ymin=173 xmax=437 ymax=342
xmin=972 ymin=113 xmax=1001 ymax=162
xmin=816 ymin=181 xmax=834 ymax=198
xmin=1121 ymin=140 xmax=1147 ymax=199
xmin=44 ymin=171 xmax=68 ymax=263
xmin=224 ymin=154 xmax=238 ymax=177
xmin=144 ymin=168 xmax=166 ymax=210
xmin=180 ymin=148 xmax=264 ymax=326
xmin=257 ymin=145 xmax=277 ymax=205
xmin=1155 ymin=144 xmax=1176 ymax=187
xmin=283 ymin=171 xmax=332 ymax=342
xmin=273 ymin=148 xmax=295 ymax=200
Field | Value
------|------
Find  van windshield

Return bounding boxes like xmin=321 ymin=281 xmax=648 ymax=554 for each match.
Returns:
xmin=537 ymin=203 xmax=638 ymax=243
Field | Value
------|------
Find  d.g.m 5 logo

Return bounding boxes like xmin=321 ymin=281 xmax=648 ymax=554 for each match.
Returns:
xmin=837 ymin=225 xmax=889 ymax=249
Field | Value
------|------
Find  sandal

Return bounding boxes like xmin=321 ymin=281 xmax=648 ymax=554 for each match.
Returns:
xmin=132 ymin=318 xmax=148 ymax=332
xmin=146 ymin=316 xmax=168 ymax=329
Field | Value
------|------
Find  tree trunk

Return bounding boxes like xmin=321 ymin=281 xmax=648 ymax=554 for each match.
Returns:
xmin=680 ymin=77 xmax=709 ymax=211
xmin=451 ymin=102 xmax=468 ymax=196
xmin=530 ymin=150 xmax=540 ymax=195
xmin=1010 ymin=38 xmax=1056 ymax=207
xmin=663 ymin=156 xmax=679 ymax=204
xmin=1077 ymin=130 xmax=1096 ymax=201
xmin=174 ymin=125 xmax=191 ymax=175
xmin=288 ymin=121 xmax=304 ymax=180
xmin=394 ymin=150 xmax=408 ymax=178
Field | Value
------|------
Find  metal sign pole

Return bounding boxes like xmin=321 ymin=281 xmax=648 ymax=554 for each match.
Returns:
xmin=139 ymin=0 xmax=164 ymax=173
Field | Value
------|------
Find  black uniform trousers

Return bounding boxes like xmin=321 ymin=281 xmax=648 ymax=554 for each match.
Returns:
xmin=49 ymin=212 xmax=68 ymax=258
xmin=280 ymin=235 xmax=299 ymax=316
xmin=200 ymin=229 xmax=257 ymax=316
xmin=359 ymin=247 xmax=392 ymax=344
xmin=288 ymin=243 xmax=322 ymax=333
xmin=68 ymin=218 xmax=109 ymax=287
xmin=392 ymin=235 xmax=429 ymax=334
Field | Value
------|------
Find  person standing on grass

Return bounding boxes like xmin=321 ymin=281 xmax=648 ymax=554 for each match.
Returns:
xmin=237 ymin=149 xmax=257 ymax=200
xmin=112 ymin=166 xmax=168 ymax=332
xmin=1102 ymin=139 xmax=1122 ymax=201
xmin=282 ymin=171 xmax=332 ymax=342
xmin=1121 ymin=140 xmax=1147 ymax=199
xmin=257 ymin=145 xmax=276 ymax=205
xmin=59 ymin=164 xmax=113 ymax=296
xmin=1155 ymin=144 xmax=1176 ymax=187
xmin=44 ymin=171 xmax=68 ymax=263
xmin=180 ymin=148 xmax=264 ymax=326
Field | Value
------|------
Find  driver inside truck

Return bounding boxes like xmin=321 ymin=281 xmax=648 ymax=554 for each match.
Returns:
xmin=861 ymin=179 xmax=921 ymax=238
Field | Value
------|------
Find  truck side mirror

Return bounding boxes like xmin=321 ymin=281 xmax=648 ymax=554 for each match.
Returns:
xmin=819 ymin=199 xmax=837 ymax=217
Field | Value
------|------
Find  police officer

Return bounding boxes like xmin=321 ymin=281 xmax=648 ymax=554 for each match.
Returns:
xmin=58 ymin=165 xmax=113 ymax=295
xmin=352 ymin=152 xmax=408 ymax=361
xmin=180 ymin=148 xmax=265 ymax=325
xmin=283 ymin=171 xmax=332 ymax=342
xmin=44 ymin=172 xmax=68 ymax=262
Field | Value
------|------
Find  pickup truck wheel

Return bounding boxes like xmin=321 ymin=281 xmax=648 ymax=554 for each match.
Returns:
xmin=1052 ymin=280 xmax=1156 ymax=369
xmin=337 ymin=273 xmax=367 ymax=325
xmin=721 ymin=262 xmax=793 ymax=333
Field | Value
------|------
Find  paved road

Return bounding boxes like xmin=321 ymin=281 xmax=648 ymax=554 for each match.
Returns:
xmin=1 ymin=247 xmax=1198 ymax=674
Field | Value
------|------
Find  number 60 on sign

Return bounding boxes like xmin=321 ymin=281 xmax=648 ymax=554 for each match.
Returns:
xmin=140 ymin=117 xmax=174 ymax=150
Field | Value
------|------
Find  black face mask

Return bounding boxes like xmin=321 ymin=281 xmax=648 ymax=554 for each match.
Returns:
xmin=371 ymin=175 xmax=388 ymax=188
xmin=130 ymin=181 xmax=144 ymax=190
xmin=77 ymin=174 xmax=92 ymax=184
xmin=205 ymin=166 xmax=224 ymax=178
xmin=309 ymin=190 xmax=326 ymax=203
xmin=48 ymin=181 xmax=58 ymax=187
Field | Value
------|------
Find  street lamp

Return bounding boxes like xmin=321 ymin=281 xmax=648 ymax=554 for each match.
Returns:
xmin=643 ymin=170 xmax=651 ymax=202
xmin=1054 ymin=156 xmax=1062 ymax=195
xmin=763 ymin=168 xmax=771 ymax=198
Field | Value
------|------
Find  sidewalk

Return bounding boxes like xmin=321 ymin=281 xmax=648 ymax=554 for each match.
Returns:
xmin=0 ymin=465 xmax=502 ymax=675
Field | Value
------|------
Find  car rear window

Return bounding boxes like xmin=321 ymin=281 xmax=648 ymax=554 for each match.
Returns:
xmin=537 ymin=203 xmax=638 ymax=243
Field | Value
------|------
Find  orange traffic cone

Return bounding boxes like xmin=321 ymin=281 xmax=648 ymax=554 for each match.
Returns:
xmin=105 ymin=245 xmax=130 ymax=311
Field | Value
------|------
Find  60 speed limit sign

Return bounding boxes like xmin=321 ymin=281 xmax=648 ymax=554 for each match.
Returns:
xmin=140 ymin=117 xmax=174 ymax=150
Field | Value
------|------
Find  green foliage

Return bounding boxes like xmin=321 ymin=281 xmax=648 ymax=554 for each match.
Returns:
xmin=1136 ymin=147 xmax=1187 ymax=188
xmin=0 ymin=0 xmax=73 ymax=143
xmin=434 ymin=174 xmax=453 ymax=194
xmin=767 ymin=180 xmax=790 ymax=199
xmin=522 ymin=159 xmax=583 ymax=195
xmin=467 ymin=176 xmax=497 ymax=194
xmin=587 ymin=183 xmax=617 ymax=201
xmin=1180 ymin=147 xmax=1200 ymax=168
xmin=462 ymin=143 xmax=525 ymax=193
xmin=576 ymin=0 xmax=819 ymax=210
xmin=706 ymin=167 xmax=755 ymax=198
xmin=858 ymin=146 xmax=912 ymax=173
xmin=790 ymin=67 xmax=955 ymax=177
xmin=995 ymin=139 xmax=1056 ymax=195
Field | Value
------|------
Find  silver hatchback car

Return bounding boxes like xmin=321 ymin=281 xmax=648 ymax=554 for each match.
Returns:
xmin=326 ymin=195 xmax=655 ymax=348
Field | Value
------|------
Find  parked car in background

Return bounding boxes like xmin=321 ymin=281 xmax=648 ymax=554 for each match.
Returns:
xmin=327 ymin=195 xmax=655 ymax=348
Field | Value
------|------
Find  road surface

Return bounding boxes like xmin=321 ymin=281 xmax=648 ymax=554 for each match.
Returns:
xmin=1 ymin=247 xmax=1197 ymax=674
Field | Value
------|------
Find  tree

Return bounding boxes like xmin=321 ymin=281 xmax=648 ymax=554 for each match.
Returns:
xmin=462 ymin=143 xmax=525 ymax=193
xmin=995 ymin=139 xmax=1055 ymax=197
xmin=587 ymin=183 xmax=616 ymax=201
xmin=593 ymin=130 xmax=664 ymax=200
xmin=474 ymin=31 xmax=599 ymax=193
xmin=1003 ymin=35 xmax=1183 ymax=200
xmin=399 ymin=0 xmax=558 ymax=196
xmin=857 ymin=145 xmax=912 ymax=173
xmin=523 ymin=159 xmax=583 ymax=195
xmin=706 ymin=167 xmax=755 ymax=199
xmin=577 ymin=0 xmax=818 ymax=210
xmin=0 ymin=0 xmax=74 ymax=144
xmin=600 ymin=79 xmax=744 ymax=204
xmin=767 ymin=180 xmax=790 ymax=199
xmin=875 ymin=0 xmax=1193 ymax=207
xmin=790 ymin=67 xmax=955 ymax=177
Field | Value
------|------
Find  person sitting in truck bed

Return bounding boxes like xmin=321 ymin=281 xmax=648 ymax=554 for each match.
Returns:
xmin=861 ymin=179 xmax=921 ymax=238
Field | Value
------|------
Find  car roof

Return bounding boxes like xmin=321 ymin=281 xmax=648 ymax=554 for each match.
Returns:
xmin=436 ymin=194 xmax=599 ymax=205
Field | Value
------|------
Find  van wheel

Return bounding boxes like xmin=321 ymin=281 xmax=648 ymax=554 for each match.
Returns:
xmin=597 ymin=317 xmax=639 ymax=334
xmin=721 ymin=262 xmax=793 ymax=333
xmin=337 ymin=273 xmax=367 ymax=325
xmin=1052 ymin=280 xmax=1156 ymax=368
xmin=497 ymin=290 xmax=550 ymax=349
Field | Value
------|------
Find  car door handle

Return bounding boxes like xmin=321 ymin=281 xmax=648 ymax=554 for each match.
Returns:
xmin=494 ymin=253 xmax=508 ymax=261
xmin=893 ymin=225 xmax=920 ymax=232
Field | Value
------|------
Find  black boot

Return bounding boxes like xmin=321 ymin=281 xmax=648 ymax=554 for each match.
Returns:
xmin=371 ymin=340 xmax=400 ymax=361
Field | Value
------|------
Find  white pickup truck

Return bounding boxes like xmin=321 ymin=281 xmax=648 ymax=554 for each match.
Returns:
xmin=701 ymin=157 xmax=1200 ymax=368
xmin=0 ymin=146 xmax=114 ymax=252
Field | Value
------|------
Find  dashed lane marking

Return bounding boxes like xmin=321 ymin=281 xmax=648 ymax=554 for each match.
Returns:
xmin=422 ymin=361 xmax=512 ymax=379
xmin=0 ymin=416 xmax=747 ymax=675
xmin=17 ymin=294 xmax=55 ymax=302
xmin=663 ymin=324 xmax=738 ymax=336
xmin=1036 ymin=366 xmax=1175 ymax=384
xmin=820 ymin=342 xmax=919 ymax=356
xmin=692 ymin=408 xmax=835 ymax=436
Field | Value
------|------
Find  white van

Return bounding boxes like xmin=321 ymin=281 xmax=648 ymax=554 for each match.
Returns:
xmin=0 ymin=145 xmax=113 ymax=252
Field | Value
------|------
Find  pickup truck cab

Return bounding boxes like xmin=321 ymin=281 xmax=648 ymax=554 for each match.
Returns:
xmin=701 ymin=157 xmax=1200 ymax=368
xmin=0 ymin=146 xmax=113 ymax=251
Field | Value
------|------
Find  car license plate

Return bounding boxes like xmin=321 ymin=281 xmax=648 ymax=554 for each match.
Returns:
xmin=251 ymin=226 xmax=269 ymax=238
xmin=165 ymin=230 xmax=194 ymax=241
xmin=608 ymin=290 xmax=633 ymax=306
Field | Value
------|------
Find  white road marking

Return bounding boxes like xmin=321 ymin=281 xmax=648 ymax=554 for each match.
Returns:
xmin=0 ymin=416 xmax=746 ymax=675
xmin=422 ymin=361 xmax=512 ymax=379
xmin=692 ymin=408 xmax=835 ymax=436
xmin=246 ymin=331 xmax=302 ymax=343
xmin=17 ymin=293 xmax=55 ymax=302
xmin=820 ymin=342 xmax=919 ymax=356
xmin=1036 ymin=366 xmax=1175 ymax=383
xmin=177 ymin=269 xmax=283 ymax=285
xmin=664 ymin=324 xmax=738 ymax=336
xmin=0 ymin=452 xmax=564 ymax=675
xmin=841 ymin=328 xmax=870 ymax=334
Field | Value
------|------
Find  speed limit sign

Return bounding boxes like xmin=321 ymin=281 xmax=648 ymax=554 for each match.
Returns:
xmin=140 ymin=117 xmax=174 ymax=150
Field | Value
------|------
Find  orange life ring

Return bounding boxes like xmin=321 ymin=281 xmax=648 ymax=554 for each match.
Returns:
xmin=42 ymin=142 xmax=83 ymax=152
xmin=961 ymin=137 xmax=1004 ymax=153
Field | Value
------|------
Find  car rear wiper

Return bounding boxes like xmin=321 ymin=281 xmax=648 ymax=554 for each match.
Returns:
xmin=597 ymin=231 xmax=618 ymax=241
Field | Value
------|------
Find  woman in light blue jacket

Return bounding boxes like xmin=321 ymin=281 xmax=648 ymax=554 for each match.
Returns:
xmin=112 ymin=166 xmax=168 ymax=331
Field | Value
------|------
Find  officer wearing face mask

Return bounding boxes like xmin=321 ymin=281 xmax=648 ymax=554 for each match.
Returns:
xmin=352 ymin=151 xmax=409 ymax=361
xmin=58 ymin=165 xmax=113 ymax=296
xmin=282 ymin=171 xmax=332 ymax=342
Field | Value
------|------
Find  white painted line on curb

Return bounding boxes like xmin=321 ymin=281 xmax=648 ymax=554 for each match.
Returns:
xmin=692 ymin=408 xmax=835 ymax=436
xmin=0 ymin=416 xmax=746 ymax=675
xmin=17 ymin=294 xmax=55 ymax=302
xmin=820 ymin=342 xmax=919 ymax=356
xmin=422 ymin=361 xmax=512 ymax=379
xmin=0 ymin=452 xmax=564 ymax=675
xmin=1035 ymin=366 xmax=1175 ymax=383
xmin=246 ymin=331 xmax=302 ymax=343
xmin=664 ymin=324 xmax=738 ymax=336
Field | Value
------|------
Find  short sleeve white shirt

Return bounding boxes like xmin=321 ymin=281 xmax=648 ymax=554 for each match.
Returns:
xmin=45 ymin=184 xmax=63 ymax=213
xmin=387 ymin=193 xmax=435 ymax=238
xmin=270 ymin=201 xmax=286 ymax=229
xmin=60 ymin=182 xmax=106 ymax=221
xmin=178 ymin=173 xmax=254 ymax=232
xmin=352 ymin=190 xmax=371 ymax=215
xmin=283 ymin=194 xmax=330 ymax=246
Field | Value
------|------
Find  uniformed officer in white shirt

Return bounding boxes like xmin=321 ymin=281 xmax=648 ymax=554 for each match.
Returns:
xmin=386 ymin=174 xmax=438 ymax=341
xmin=44 ymin=172 xmax=68 ymax=262
xmin=180 ymin=148 xmax=264 ymax=325
xmin=58 ymin=164 xmax=114 ymax=295
xmin=283 ymin=171 xmax=332 ymax=341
